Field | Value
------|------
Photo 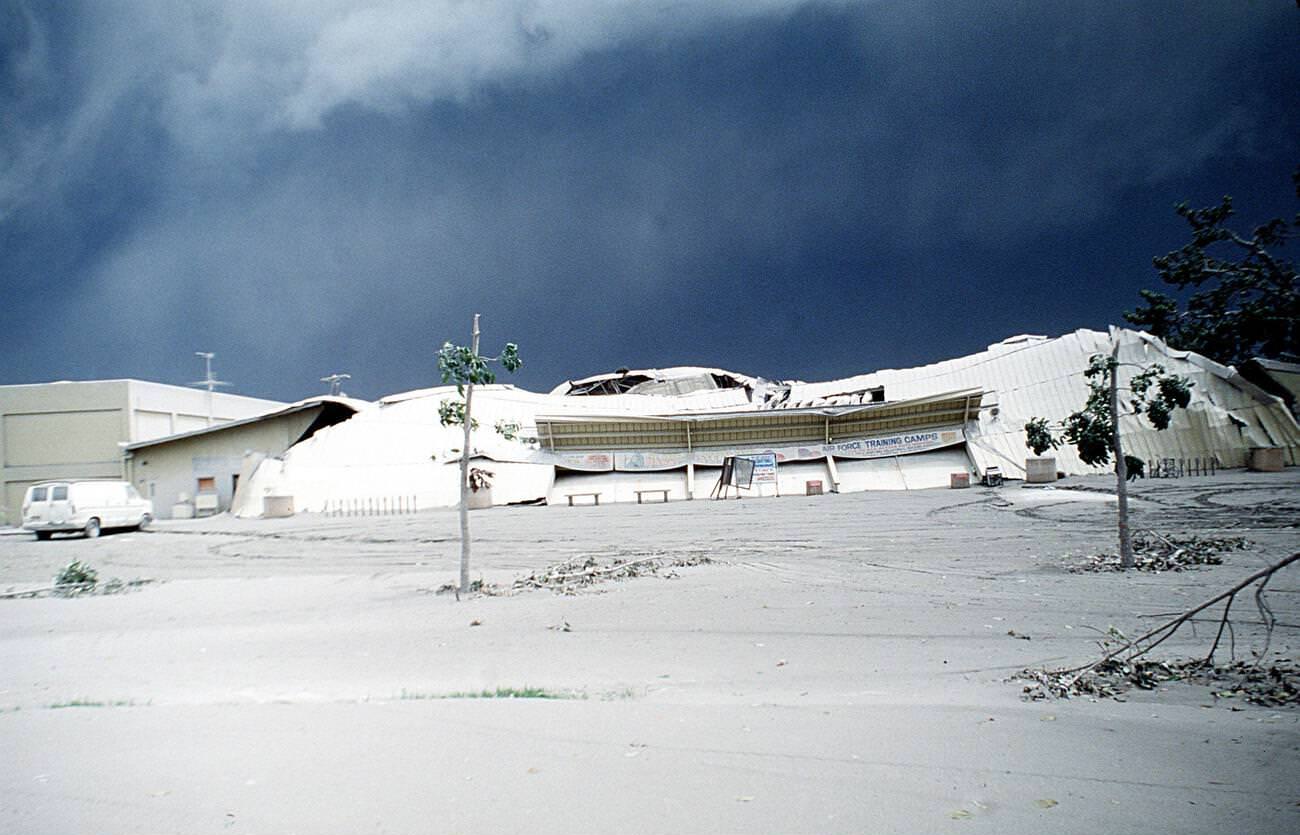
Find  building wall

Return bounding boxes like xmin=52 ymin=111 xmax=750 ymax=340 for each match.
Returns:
xmin=127 ymin=408 xmax=323 ymax=519
xmin=545 ymin=447 xmax=971 ymax=504
xmin=0 ymin=380 xmax=282 ymax=525
xmin=793 ymin=328 xmax=1300 ymax=476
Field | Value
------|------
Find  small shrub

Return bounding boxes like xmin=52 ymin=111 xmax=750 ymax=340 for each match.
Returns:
xmin=55 ymin=561 xmax=98 ymax=588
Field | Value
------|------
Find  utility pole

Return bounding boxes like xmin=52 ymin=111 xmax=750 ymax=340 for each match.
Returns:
xmin=320 ymin=373 xmax=351 ymax=397
xmin=190 ymin=351 xmax=230 ymax=426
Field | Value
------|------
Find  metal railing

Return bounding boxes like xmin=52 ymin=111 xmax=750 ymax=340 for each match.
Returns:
xmin=324 ymin=496 xmax=420 ymax=516
xmin=1146 ymin=457 xmax=1219 ymax=479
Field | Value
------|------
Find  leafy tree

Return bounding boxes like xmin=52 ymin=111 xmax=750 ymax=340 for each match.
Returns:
xmin=1125 ymin=167 xmax=1299 ymax=367
xmin=1025 ymin=340 xmax=1192 ymax=569
xmin=437 ymin=314 xmax=522 ymax=598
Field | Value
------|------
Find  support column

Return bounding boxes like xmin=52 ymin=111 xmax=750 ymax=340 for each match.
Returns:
xmin=824 ymin=455 xmax=840 ymax=493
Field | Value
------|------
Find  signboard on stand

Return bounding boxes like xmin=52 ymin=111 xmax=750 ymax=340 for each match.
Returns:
xmin=730 ymin=456 xmax=755 ymax=489
xmin=713 ymin=455 xmax=755 ymax=499
xmin=744 ymin=453 xmax=777 ymax=485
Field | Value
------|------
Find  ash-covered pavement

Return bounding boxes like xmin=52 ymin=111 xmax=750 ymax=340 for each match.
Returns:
xmin=1 ymin=471 xmax=1297 ymax=834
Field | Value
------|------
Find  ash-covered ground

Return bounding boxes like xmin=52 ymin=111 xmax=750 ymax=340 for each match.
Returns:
xmin=1 ymin=471 xmax=1297 ymax=834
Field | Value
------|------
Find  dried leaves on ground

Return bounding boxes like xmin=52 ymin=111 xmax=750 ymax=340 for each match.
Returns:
xmin=1069 ymin=531 xmax=1249 ymax=573
xmin=1016 ymin=657 xmax=1300 ymax=706
xmin=436 ymin=552 xmax=714 ymax=597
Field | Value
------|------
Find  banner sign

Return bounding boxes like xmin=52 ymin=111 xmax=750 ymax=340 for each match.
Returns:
xmin=823 ymin=429 xmax=963 ymax=459
xmin=614 ymin=450 xmax=693 ymax=471
xmin=686 ymin=428 xmax=964 ymax=465
xmin=535 ymin=428 xmax=963 ymax=470
xmin=550 ymin=451 xmax=614 ymax=471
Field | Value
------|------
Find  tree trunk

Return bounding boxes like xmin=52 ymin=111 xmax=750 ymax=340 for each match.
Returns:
xmin=458 ymin=313 xmax=480 ymax=597
xmin=1110 ymin=340 xmax=1134 ymax=569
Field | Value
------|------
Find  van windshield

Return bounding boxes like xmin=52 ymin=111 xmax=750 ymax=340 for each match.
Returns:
xmin=31 ymin=487 xmax=47 ymax=501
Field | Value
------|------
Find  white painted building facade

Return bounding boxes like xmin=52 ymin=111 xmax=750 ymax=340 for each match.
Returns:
xmin=0 ymin=380 xmax=283 ymax=524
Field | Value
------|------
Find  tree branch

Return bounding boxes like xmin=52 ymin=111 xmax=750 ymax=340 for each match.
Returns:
xmin=1059 ymin=552 xmax=1300 ymax=676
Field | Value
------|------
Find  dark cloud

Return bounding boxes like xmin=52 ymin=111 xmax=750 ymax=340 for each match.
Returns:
xmin=2 ymin=1 xmax=1297 ymax=401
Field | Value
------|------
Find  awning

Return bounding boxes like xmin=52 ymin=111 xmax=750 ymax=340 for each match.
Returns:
xmin=535 ymin=389 xmax=983 ymax=451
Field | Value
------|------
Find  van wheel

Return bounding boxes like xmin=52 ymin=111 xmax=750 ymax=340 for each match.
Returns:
xmin=138 ymin=513 xmax=153 ymax=531
xmin=84 ymin=518 xmax=101 ymax=539
xmin=35 ymin=531 xmax=51 ymax=541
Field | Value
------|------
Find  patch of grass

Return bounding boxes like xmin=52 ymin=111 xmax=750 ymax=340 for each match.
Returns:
xmin=398 ymin=686 xmax=581 ymax=701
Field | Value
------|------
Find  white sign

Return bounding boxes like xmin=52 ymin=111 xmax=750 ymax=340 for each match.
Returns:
xmin=550 ymin=451 xmax=614 ymax=471
xmin=529 ymin=427 xmax=964 ymax=470
xmin=614 ymin=450 xmax=693 ymax=471
xmin=744 ymin=453 xmax=778 ymax=484
xmin=823 ymin=429 xmax=963 ymax=459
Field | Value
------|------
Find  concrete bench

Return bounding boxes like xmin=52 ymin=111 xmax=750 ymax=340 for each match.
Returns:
xmin=565 ymin=492 xmax=601 ymax=506
xmin=634 ymin=489 xmax=669 ymax=504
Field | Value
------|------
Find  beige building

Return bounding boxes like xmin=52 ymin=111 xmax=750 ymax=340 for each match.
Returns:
xmin=0 ymin=380 xmax=283 ymax=525
xmin=124 ymin=398 xmax=362 ymax=519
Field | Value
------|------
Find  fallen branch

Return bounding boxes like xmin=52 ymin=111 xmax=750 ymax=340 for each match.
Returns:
xmin=0 ymin=584 xmax=65 ymax=599
xmin=1061 ymin=552 xmax=1298 ymax=676
xmin=1017 ymin=553 xmax=1300 ymax=703
xmin=433 ymin=553 xmax=714 ymax=597
xmin=1069 ymin=532 xmax=1248 ymax=573
xmin=0 ymin=578 xmax=153 ymax=600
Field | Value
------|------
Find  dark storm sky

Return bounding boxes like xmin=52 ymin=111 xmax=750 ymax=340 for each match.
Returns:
xmin=2 ymin=1 xmax=1297 ymax=402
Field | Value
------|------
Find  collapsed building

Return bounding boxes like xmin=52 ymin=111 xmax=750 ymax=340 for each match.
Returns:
xmin=229 ymin=328 xmax=1299 ymax=516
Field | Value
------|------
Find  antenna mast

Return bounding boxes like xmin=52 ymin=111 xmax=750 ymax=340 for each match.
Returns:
xmin=190 ymin=351 xmax=230 ymax=426
xmin=320 ymin=373 xmax=351 ymax=397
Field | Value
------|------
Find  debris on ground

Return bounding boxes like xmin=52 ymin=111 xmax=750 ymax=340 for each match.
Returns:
xmin=1069 ymin=531 xmax=1249 ymax=573
xmin=1 ymin=561 xmax=154 ymax=600
xmin=505 ymin=553 xmax=713 ymax=595
xmin=0 ymin=579 xmax=154 ymax=600
xmin=1015 ymin=657 xmax=1300 ymax=706
xmin=432 ymin=578 xmax=485 ymax=596
xmin=434 ymin=552 xmax=714 ymax=597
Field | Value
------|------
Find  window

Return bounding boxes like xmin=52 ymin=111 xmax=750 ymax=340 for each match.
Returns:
xmin=31 ymin=487 xmax=47 ymax=502
xmin=197 ymin=477 xmax=216 ymax=493
xmin=51 ymin=485 xmax=68 ymax=500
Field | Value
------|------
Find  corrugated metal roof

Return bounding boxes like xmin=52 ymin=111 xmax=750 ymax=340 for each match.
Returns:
xmin=239 ymin=328 xmax=1299 ymax=517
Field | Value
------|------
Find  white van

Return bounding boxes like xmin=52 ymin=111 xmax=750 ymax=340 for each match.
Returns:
xmin=21 ymin=481 xmax=154 ymax=540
